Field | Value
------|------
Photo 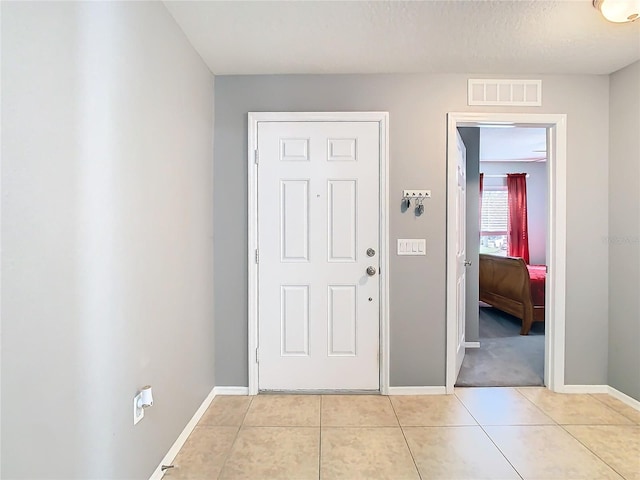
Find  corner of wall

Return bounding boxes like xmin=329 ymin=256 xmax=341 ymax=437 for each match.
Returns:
xmin=607 ymin=60 xmax=640 ymax=402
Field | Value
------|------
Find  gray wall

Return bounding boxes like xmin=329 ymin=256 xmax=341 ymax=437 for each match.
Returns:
xmin=459 ymin=128 xmax=480 ymax=343
xmin=481 ymin=161 xmax=548 ymax=265
xmin=214 ymin=73 xmax=610 ymax=387
xmin=608 ymin=60 xmax=640 ymax=402
xmin=1 ymin=2 xmax=215 ymax=478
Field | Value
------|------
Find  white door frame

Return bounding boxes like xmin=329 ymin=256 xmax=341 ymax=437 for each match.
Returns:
xmin=247 ymin=112 xmax=390 ymax=395
xmin=446 ymin=112 xmax=568 ymax=394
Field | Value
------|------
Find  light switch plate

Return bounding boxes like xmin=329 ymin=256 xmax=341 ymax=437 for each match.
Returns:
xmin=397 ymin=239 xmax=426 ymax=255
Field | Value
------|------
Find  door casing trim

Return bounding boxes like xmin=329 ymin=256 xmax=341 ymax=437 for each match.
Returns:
xmin=446 ymin=112 xmax=568 ymax=393
xmin=247 ymin=112 xmax=390 ymax=395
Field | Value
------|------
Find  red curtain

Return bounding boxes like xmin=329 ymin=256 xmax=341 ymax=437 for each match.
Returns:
xmin=507 ymin=173 xmax=530 ymax=263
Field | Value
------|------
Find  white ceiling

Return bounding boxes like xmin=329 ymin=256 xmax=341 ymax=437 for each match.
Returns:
xmin=164 ymin=1 xmax=640 ymax=75
xmin=479 ymin=127 xmax=547 ymax=162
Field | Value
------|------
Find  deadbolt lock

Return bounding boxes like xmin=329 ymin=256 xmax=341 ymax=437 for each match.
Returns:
xmin=366 ymin=248 xmax=376 ymax=257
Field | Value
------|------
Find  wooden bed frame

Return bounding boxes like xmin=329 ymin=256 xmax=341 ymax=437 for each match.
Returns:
xmin=479 ymin=254 xmax=545 ymax=335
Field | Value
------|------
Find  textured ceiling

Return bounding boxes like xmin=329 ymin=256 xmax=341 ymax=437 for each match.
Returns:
xmin=164 ymin=0 xmax=640 ymax=75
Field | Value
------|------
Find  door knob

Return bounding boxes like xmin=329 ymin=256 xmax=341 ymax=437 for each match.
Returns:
xmin=366 ymin=266 xmax=377 ymax=276
xmin=464 ymin=260 xmax=472 ymax=266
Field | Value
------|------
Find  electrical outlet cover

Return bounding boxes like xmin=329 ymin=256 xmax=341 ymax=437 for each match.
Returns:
xmin=133 ymin=393 xmax=144 ymax=425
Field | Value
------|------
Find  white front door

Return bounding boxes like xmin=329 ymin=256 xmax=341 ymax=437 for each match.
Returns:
xmin=455 ymin=130 xmax=467 ymax=378
xmin=257 ymin=121 xmax=380 ymax=391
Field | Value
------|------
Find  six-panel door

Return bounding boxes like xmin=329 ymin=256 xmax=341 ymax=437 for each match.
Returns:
xmin=257 ymin=121 xmax=380 ymax=390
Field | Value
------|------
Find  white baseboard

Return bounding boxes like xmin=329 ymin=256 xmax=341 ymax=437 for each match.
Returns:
xmin=608 ymin=386 xmax=640 ymax=411
xmin=388 ymin=386 xmax=447 ymax=395
xmin=213 ymin=386 xmax=250 ymax=396
xmin=149 ymin=387 xmax=216 ymax=480
xmin=561 ymin=385 xmax=640 ymax=411
xmin=464 ymin=342 xmax=480 ymax=349
xmin=561 ymin=384 xmax=609 ymax=394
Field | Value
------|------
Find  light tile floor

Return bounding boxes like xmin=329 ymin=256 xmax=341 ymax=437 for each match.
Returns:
xmin=165 ymin=388 xmax=640 ymax=480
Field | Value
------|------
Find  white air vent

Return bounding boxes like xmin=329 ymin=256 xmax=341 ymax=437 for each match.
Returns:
xmin=468 ymin=79 xmax=542 ymax=106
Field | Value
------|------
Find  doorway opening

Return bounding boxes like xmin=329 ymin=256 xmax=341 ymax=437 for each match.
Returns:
xmin=456 ymin=126 xmax=547 ymax=387
xmin=446 ymin=113 xmax=567 ymax=394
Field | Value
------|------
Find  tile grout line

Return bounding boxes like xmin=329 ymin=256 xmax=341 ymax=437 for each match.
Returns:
xmin=498 ymin=389 xmax=631 ymax=479
xmin=548 ymin=421 xmax=637 ymax=426
xmin=516 ymin=387 xmax=634 ymax=425
xmin=215 ymin=395 xmax=255 ymax=480
xmin=453 ymin=390 xmax=525 ymax=480
xmin=461 ymin=387 xmax=631 ymax=478
xmin=473 ymin=424 xmax=526 ymax=480
xmin=512 ymin=387 xmax=561 ymax=425
xmin=557 ymin=423 xmax=631 ymax=479
xmin=388 ymin=396 xmax=423 ymax=480
xmin=589 ymin=393 xmax=640 ymax=424
xmin=450 ymin=390 xmax=480 ymax=426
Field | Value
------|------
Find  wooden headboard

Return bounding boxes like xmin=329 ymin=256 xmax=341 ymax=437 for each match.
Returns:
xmin=479 ymin=254 xmax=536 ymax=335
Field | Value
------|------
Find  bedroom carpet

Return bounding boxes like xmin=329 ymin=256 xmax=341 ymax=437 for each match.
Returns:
xmin=455 ymin=306 xmax=545 ymax=387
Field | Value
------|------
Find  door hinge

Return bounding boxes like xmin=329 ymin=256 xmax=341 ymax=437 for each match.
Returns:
xmin=254 ymin=149 xmax=259 ymax=164
xmin=255 ymin=347 xmax=259 ymax=363
xmin=255 ymin=249 xmax=259 ymax=264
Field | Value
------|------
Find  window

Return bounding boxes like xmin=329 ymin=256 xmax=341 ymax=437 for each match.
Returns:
xmin=480 ymin=187 xmax=508 ymax=255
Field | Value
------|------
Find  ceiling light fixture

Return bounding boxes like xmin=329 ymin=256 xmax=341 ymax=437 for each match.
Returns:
xmin=593 ymin=0 xmax=640 ymax=23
